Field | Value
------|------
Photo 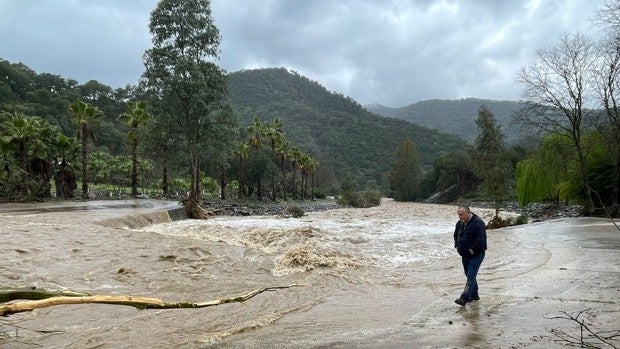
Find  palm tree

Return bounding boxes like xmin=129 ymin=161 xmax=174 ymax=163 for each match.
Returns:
xmin=118 ymin=101 xmax=151 ymax=196
xmin=0 ymin=111 xmax=39 ymax=174
xmin=264 ymin=119 xmax=284 ymax=200
xmin=0 ymin=112 xmax=54 ymax=198
xmin=289 ymin=146 xmax=302 ymax=199
xmin=52 ymin=134 xmax=79 ymax=198
xmin=246 ymin=117 xmax=263 ymax=150
xmin=307 ymin=156 xmax=319 ymax=200
xmin=1 ymin=111 xmax=57 ymax=198
xmin=275 ymin=139 xmax=291 ymax=200
xmin=246 ymin=117 xmax=266 ymax=199
xmin=235 ymin=141 xmax=250 ymax=198
xmin=69 ymin=100 xmax=104 ymax=199
xmin=299 ymin=153 xmax=314 ymax=199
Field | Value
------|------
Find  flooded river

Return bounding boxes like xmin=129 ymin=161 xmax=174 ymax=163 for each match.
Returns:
xmin=0 ymin=199 xmax=618 ymax=348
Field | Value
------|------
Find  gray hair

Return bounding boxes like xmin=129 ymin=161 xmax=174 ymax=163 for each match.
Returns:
xmin=457 ymin=205 xmax=471 ymax=213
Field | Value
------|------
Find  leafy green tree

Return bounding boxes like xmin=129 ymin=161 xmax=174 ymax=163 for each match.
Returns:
xmin=143 ymin=0 xmax=230 ymax=212
xmin=201 ymin=102 xmax=238 ymax=200
xmin=516 ymin=133 xmax=573 ymax=206
xmin=473 ymin=106 xmax=511 ymax=217
xmin=69 ymin=100 xmax=104 ymax=198
xmin=118 ymin=101 xmax=151 ymax=196
xmin=426 ymin=150 xmax=478 ymax=199
xmin=388 ymin=138 xmax=421 ymax=201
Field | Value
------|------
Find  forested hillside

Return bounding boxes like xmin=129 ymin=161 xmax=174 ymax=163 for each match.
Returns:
xmin=0 ymin=59 xmax=468 ymax=194
xmin=227 ymin=68 xmax=468 ymax=189
xmin=366 ymin=99 xmax=525 ymax=145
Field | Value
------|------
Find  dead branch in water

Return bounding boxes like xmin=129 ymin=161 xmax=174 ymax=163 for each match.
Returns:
xmin=547 ymin=309 xmax=620 ymax=348
xmin=0 ymin=284 xmax=305 ymax=317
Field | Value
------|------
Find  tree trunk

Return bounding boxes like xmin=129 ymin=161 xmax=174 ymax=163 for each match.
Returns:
xmin=220 ymin=164 xmax=226 ymax=200
xmin=190 ymin=156 xmax=200 ymax=202
xmin=162 ymin=158 xmax=169 ymax=197
xmin=131 ymin=137 xmax=139 ymax=196
xmin=81 ymin=126 xmax=89 ymax=198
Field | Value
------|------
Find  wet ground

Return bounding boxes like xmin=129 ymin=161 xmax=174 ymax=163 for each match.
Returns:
xmin=0 ymin=199 xmax=618 ymax=348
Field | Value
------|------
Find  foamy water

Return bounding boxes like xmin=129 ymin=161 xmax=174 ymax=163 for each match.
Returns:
xmin=143 ymin=200 xmax=459 ymax=274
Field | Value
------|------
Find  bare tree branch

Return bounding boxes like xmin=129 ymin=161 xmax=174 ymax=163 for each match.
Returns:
xmin=547 ymin=309 xmax=620 ymax=348
xmin=0 ymin=284 xmax=305 ymax=317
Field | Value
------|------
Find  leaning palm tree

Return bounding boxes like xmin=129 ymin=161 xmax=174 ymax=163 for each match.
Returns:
xmin=69 ymin=100 xmax=104 ymax=199
xmin=119 ymin=101 xmax=151 ymax=196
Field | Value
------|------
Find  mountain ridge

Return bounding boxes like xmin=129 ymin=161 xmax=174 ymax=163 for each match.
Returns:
xmin=365 ymin=98 xmax=526 ymax=144
xmin=226 ymin=67 xmax=468 ymax=189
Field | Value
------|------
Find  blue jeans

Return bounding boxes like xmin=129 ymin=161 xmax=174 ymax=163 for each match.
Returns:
xmin=460 ymin=251 xmax=485 ymax=301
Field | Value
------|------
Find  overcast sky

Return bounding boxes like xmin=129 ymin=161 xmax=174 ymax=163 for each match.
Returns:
xmin=0 ymin=0 xmax=607 ymax=107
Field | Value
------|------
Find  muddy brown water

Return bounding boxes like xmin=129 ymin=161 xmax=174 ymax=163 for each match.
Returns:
xmin=0 ymin=199 xmax=618 ymax=348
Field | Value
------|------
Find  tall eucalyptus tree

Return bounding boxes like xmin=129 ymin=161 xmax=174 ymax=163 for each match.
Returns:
xmin=142 ymin=0 xmax=232 ymax=212
xmin=388 ymin=138 xmax=421 ymax=202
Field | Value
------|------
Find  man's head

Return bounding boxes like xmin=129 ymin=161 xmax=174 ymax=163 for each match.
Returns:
xmin=457 ymin=205 xmax=471 ymax=223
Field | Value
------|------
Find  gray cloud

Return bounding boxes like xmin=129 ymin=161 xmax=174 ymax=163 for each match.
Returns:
xmin=0 ymin=0 xmax=605 ymax=107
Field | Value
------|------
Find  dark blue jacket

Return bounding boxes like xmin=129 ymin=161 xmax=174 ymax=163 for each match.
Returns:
xmin=454 ymin=213 xmax=487 ymax=257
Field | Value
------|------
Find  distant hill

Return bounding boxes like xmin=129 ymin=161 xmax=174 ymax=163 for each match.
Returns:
xmin=365 ymin=98 xmax=526 ymax=145
xmin=227 ymin=68 xmax=468 ymax=189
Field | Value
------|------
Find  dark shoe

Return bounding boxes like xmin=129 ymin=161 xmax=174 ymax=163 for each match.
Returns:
xmin=455 ymin=298 xmax=466 ymax=306
xmin=473 ymin=295 xmax=480 ymax=301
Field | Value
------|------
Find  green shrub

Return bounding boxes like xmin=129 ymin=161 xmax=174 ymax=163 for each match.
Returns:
xmin=284 ymin=205 xmax=305 ymax=218
xmin=337 ymin=189 xmax=382 ymax=208
xmin=313 ymin=189 xmax=326 ymax=199
xmin=515 ymin=215 xmax=528 ymax=225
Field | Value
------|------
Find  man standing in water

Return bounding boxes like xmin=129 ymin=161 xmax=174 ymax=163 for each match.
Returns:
xmin=453 ymin=205 xmax=487 ymax=306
